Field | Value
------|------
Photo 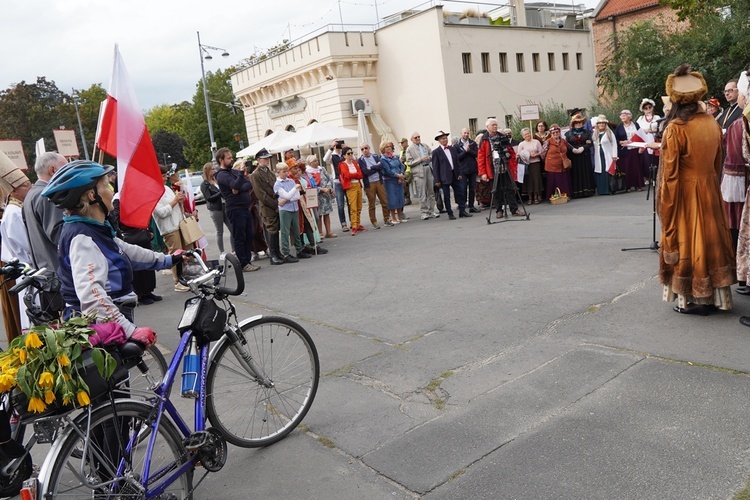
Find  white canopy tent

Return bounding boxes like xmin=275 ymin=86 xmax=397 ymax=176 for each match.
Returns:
xmin=236 ymin=130 xmax=296 ymax=157
xmin=272 ymin=122 xmax=358 ymax=152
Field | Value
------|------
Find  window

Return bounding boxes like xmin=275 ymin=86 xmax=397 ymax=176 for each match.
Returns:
xmin=499 ymin=52 xmax=508 ymax=73
xmin=469 ymin=118 xmax=478 ymax=138
xmin=516 ymin=53 xmax=525 ymax=72
xmin=462 ymin=53 xmax=472 ymax=74
xmin=532 ymin=53 xmax=540 ymax=72
xmin=562 ymin=53 xmax=570 ymax=70
xmin=576 ymin=52 xmax=583 ymax=70
xmin=548 ymin=53 xmax=555 ymax=71
xmin=504 ymin=115 xmax=513 ymax=129
xmin=481 ymin=52 xmax=490 ymax=73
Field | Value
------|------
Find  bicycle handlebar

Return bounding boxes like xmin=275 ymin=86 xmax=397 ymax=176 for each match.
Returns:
xmin=176 ymin=249 xmax=244 ymax=297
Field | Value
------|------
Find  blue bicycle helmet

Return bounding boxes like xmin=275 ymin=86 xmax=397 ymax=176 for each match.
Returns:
xmin=41 ymin=160 xmax=114 ymax=210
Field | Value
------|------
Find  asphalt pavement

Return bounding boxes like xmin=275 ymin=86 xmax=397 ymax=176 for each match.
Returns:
xmin=6 ymin=189 xmax=750 ymax=499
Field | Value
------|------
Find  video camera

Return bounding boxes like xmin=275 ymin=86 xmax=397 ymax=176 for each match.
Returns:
xmin=490 ymin=132 xmax=512 ymax=174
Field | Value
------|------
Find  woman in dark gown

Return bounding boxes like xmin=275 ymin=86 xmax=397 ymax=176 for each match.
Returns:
xmin=564 ymin=114 xmax=596 ymax=198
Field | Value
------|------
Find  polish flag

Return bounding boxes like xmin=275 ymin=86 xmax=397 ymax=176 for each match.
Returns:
xmin=96 ymin=45 xmax=164 ymax=229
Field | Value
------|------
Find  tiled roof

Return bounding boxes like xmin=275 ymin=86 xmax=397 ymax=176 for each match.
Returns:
xmin=595 ymin=0 xmax=662 ymax=20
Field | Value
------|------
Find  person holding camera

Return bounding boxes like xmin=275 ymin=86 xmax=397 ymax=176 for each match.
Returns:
xmin=215 ymin=147 xmax=260 ymax=272
xmin=323 ymin=140 xmax=350 ymax=232
xmin=405 ymin=132 xmax=438 ymax=220
xmin=477 ymin=118 xmax=521 ymax=217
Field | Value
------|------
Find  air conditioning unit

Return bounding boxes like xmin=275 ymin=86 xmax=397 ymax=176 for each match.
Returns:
xmin=350 ymin=98 xmax=372 ymax=115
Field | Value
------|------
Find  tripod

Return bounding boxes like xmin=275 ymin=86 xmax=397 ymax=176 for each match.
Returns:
xmin=621 ymin=159 xmax=659 ymax=252
xmin=486 ymin=163 xmax=531 ymax=225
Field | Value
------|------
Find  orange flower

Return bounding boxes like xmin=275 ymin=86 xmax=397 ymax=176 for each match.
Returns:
xmin=57 ymin=354 xmax=70 ymax=367
xmin=76 ymin=391 xmax=90 ymax=407
xmin=38 ymin=371 xmax=54 ymax=389
xmin=0 ymin=374 xmax=15 ymax=393
xmin=18 ymin=349 xmax=27 ymax=364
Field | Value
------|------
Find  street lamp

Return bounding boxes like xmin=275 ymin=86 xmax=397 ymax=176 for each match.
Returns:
xmin=234 ymin=133 xmax=245 ymax=150
xmin=71 ymin=90 xmax=90 ymax=160
xmin=197 ymin=31 xmax=229 ymax=163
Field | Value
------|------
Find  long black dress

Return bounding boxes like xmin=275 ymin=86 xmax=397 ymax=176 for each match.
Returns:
xmin=565 ymin=128 xmax=596 ymax=198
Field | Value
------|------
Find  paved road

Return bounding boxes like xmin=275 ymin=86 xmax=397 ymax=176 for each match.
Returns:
xmin=7 ymin=190 xmax=750 ymax=499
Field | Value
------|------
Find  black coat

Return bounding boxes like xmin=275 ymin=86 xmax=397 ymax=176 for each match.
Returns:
xmin=456 ymin=139 xmax=478 ymax=175
xmin=431 ymin=146 xmax=460 ymax=185
xmin=200 ymin=180 xmax=224 ymax=212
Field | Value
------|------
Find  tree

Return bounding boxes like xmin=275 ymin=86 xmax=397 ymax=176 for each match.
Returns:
xmin=71 ymin=84 xmax=107 ymax=161
xmin=0 ymin=77 xmax=71 ymax=167
xmin=151 ymin=130 xmax=188 ymax=169
xmin=145 ymin=102 xmax=189 ymax=137
xmin=181 ymin=67 xmax=246 ymax=167
xmin=598 ymin=1 xmax=750 ymax=112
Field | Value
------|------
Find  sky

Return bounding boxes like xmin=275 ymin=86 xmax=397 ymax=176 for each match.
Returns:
xmin=2 ymin=0 xmax=599 ymax=110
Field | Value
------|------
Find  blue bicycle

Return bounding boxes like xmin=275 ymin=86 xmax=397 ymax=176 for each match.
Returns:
xmin=32 ymin=250 xmax=320 ymax=498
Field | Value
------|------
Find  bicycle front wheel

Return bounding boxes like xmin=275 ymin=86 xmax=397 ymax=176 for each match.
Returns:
xmin=41 ymin=400 xmax=192 ymax=499
xmin=206 ymin=316 xmax=319 ymax=447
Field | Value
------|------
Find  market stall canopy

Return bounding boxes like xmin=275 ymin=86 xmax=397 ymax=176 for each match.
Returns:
xmin=237 ymin=130 xmax=296 ymax=157
xmin=272 ymin=122 xmax=358 ymax=152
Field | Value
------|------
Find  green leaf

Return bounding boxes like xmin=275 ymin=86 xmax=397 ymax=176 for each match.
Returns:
xmin=91 ymin=349 xmax=105 ymax=377
xmin=103 ymin=353 xmax=116 ymax=380
xmin=43 ymin=330 xmax=57 ymax=357
xmin=16 ymin=365 xmax=30 ymax=395
xmin=70 ymin=343 xmax=82 ymax=363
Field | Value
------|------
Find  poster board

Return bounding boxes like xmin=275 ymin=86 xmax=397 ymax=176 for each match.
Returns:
xmin=53 ymin=129 xmax=80 ymax=157
xmin=0 ymin=140 xmax=28 ymax=170
xmin=519 ymin=104 xmax=540 ymax=121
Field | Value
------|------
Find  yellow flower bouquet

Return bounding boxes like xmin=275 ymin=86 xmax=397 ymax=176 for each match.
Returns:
xmin=0 ymin=316 xmax=117 ymax=415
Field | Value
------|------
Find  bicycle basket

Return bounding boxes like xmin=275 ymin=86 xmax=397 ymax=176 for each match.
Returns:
xmin=180 ymin=297 xmax=226 ymax=344
xmin=11 ymin=347 xmax=128 ymax=423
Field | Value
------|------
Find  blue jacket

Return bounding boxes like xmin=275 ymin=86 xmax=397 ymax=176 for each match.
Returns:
xmin=358 ymin=154 xmax=383 ymax=188
xmin=57 ymin=216 xmax=172 ymax=336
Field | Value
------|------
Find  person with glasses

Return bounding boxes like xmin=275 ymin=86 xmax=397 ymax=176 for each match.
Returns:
xmin=716 ymin=79 xmax=742 ymax=132
xmin=214 ymin=147 xmax=260 ymax=272
xmin=405 ymin=132 xmax=439 ymax=220
xmin=338 ymin=147 xmax=365 ymax=235
xmin=358 ymin=142 xmax=390 ymax=229
xmin=541 ymin=125 xmax=572 ymax=201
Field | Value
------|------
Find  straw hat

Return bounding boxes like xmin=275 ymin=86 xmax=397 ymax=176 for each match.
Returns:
xmin=639 ymin=98 xmax=655 ymax=111
xmin=569 ymin=113 xmax=586 ymax=127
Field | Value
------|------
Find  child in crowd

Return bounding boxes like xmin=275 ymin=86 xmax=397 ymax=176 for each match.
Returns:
xmin=273 ymin=164 xmax=310 ymax=263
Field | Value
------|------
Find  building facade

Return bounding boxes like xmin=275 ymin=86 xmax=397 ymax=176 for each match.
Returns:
xmin=231 ymin=5 xmax=597 ymax=151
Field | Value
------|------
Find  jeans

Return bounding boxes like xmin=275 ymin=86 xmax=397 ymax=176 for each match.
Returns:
xmin=334 ymin=181 xmax=349 ymax=228
xmin=225 ymin=208 xmax=254 ymax=267
xmin=208 ymin=208 xmax=232 ymax=254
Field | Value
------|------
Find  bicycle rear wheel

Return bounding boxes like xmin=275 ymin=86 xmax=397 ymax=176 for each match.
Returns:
xmin=41 ymin=400 xmax=192 ymax=499
xmin=206 ymin=316 xmax=319 ymax=447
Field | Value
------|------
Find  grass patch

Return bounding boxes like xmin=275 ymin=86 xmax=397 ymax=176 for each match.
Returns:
xmin=424 ymin=370 xmax=455 ymax=409
xmin=586 ymin=305 xmax=601 ymax=313
xmin=735 ymin=478 xmax=750 ymax=500
xmin=449 ymin=469 xmax=466 ymax=481
xmin=317 ymin=436 xmax=335 ymax=448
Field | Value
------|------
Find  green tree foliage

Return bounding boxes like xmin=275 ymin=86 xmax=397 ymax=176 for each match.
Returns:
xmin=151 ymin=130 xmax=188 ymax=169
xmin=145 ymin=102 xmax=189 ymax=137
xmin=181 ymin=67 xmax=245 ymax=167
xmin=598 ymin=0 xmax=750 ymax=114
xmin=0 ymin=78 xmax=71 ymax=167
xmin=71 ymin=84 xmax=107 ymax=161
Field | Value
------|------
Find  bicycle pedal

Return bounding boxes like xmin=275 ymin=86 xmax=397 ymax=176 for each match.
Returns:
xmin=183 ymin=431 xmax=211 ymax=451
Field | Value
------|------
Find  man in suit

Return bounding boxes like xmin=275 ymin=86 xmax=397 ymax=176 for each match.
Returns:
xmin=431 ymin=131 xmax=467 ymax=220
xmin=358 ymin=143 xmax=390 ymax=228
xmin=405 ymin=132 xmax=438 ymax=220
xmin=716 ymin=79 xmax=743 ymax=132
xmin=455 ymin=128 xmax=480 ymax=213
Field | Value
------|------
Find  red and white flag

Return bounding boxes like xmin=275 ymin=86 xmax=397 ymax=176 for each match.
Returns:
xmin=607 ymin=159 xmax=617 ymax=175
xmin=96 ymin=45 xmax=164 ymax=229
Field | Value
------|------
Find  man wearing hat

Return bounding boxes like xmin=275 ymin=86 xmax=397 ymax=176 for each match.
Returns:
xmin=215 ymin=147 xmax=260 ymax=272
xmin=405 ymin=132 xmax=438 ymax=220
xmin=250 ymin=148 xmax=285 ymax=265
xmin=0 ymin=151 xmax=33 ymax=339
xmin=431 ymin=131 xmax=466 ymax=220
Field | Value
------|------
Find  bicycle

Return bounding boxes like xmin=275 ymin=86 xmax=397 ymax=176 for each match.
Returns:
xmin=0 ymin=260 xmax=168 ymax=497
xmin=32 ymin=249 xmax=320 ymax=498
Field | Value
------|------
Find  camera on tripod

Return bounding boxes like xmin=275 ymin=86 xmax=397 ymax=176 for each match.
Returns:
xmin=490 ymin=132 xmax=512 ymax=174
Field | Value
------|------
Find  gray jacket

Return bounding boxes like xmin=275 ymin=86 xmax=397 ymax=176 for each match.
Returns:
xmin=22 ymin=180 xmax=64 ymax=274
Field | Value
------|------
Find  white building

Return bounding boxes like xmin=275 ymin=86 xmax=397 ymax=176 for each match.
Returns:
xmin=231 ymin=4 xmax=597 ymax=151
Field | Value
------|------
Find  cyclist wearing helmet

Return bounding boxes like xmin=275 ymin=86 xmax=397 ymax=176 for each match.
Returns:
xmin=41 ymin=161 xmax=178 ymax=346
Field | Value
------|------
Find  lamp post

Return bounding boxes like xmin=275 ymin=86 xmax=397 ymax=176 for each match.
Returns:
xmin=197 ymin=31 xmax=229 ymax=163
xmin=71 ymin=90 xmax=90 ymax=160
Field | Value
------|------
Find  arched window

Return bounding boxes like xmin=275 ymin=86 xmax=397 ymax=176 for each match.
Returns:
xmin=264 ymin=129 xmax=274 ymax=137
xmin=285 ymin=125 xmax=296 ymax=133
xmin=307 ymin=119 xmax=318 ymax=125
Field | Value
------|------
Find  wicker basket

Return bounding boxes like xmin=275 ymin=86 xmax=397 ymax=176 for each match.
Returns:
xmin=549 ymin=188 xmax=569 ymax=205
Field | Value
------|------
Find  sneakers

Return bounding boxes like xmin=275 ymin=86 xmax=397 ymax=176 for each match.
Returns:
xmin=297 ymin=249 xmax=312 ymax=259
xmin=351 ymin=228 xmax=358 ymax=236
xmin=313 ymin=246 xmax=329 ymax=255
xmin=372 ymin=223 xmax=381 ymax=229
xmin=421 ymin=214 xmax=431 ymax=220
xmin=432 ymin=211 xmax=441 ymax=218
xmin=174 ymin=283 xmax=190 ymax=292
xmin=357 ymin=225 xmax=367 ymax=232
xmin=242 ymin=263 xmax=261 ymax=272
xmin=251 ymin=252 xmax=258 ymax=262
xmin=384 ymin=221 xmax=395 ymax=226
